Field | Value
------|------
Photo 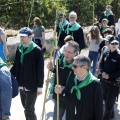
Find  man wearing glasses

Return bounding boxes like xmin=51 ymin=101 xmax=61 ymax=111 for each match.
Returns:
xmin=47 ymin=41 xmax=79 ymax=120
xmin=55 ymin=55 xmax=103 ymax=120
xmin=100 ymin=36 xmax=120 ymax=120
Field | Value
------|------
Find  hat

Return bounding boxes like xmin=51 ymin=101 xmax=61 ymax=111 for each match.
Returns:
xmin=104 ymin=38 xmax=109 ymax=42
xmin=109 ymin=36 xmax=119 ymax=44
xmin=18 ymin=27 xmax=32 ymax=36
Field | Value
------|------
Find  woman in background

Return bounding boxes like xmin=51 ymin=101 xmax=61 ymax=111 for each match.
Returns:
xmin=88 ymin=26 xmax=103 ymax=75
xmin=32 ymin=17 xmax=45 ymax=51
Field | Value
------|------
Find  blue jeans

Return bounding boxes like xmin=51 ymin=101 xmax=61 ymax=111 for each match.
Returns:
xmin=53 ymin=100 xmax=66 ymax=120
xmin=0 ymin=66 xmax=12 ymax=117
xmin=88 ymin=51 xmax=99 ymax=75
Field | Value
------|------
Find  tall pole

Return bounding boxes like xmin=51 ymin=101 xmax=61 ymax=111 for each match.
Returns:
xmin=22 ymin=0 xmax=26 ymax=26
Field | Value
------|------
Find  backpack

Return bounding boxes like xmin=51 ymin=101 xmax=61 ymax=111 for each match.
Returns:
xmin=11 ymin=74 xmax=19 ymax=98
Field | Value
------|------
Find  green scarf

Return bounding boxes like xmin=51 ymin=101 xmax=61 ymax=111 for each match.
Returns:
xmin=60 ymin=58 xmax=73 ymax=69
xmin=65 ymin=22 xmax=81 ymax=34
xmin=18 ymin=41 xmax=37 ymax=64
xmin=71 ymin=71 xmax=96 ymax=100
xmin=0 ymin=58 xmax=7 ymax=67
xmin=104 ymin=11 xmax=113 ymax=17
xmin=59 ymin=20 xmax=69 ymax=34
xmin=101 ymin=26 xmax=109 ymax=32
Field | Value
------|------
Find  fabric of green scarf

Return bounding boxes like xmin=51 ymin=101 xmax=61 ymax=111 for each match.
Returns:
xmin=71 ymin=71 xmax=96 ymax=100
xmin=65 ymin=22 xmax=81 ymax=34
xmin=61 ymin=59 xmax=73 ymax=69
xmin=0 ymin=58 xmax=7 ymax=67
xmin=18 ymin=41 xmax=37 ymax=64
xmin=101 ymin=26 xmax=109 ymax=32
xmin=104 ymin=11 xmax=113 ymax=17
xmin=59 ymin=20 xmax=69 ymax=34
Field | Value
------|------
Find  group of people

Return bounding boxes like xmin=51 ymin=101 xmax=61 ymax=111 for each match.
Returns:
xmin=0 ymin=4 xmax=120 ymax=120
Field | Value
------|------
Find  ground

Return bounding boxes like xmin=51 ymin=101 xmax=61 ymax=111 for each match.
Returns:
xmin=10 ymin=49 xmax=120 ymax=120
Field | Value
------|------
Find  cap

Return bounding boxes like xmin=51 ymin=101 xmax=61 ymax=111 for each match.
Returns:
xmin=109 ymin=36 xmax=119 ymax=43
xmin=18 ymin=27 xmax=32 ymax=36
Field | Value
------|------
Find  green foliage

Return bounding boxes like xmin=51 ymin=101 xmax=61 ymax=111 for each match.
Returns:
xmin=0 ymin=0 xmax=120 ymax=29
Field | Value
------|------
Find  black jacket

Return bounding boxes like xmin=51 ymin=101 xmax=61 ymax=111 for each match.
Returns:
xmin=99 ymin=12 xmax=115 ymax=26
xmin=52 ymin=55 xmax=75 ymax=108
xmin=100 ymin=49 xmax=120 ymax=81
xmin=10 ymin=46 xmax=44 ymax=92
xmin=63 ymin=76 xmax=103 ymax=120
xmin=58 ymin=24 xmax=85 ymax=50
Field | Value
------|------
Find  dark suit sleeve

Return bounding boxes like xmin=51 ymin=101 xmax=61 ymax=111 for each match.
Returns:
xmin=93 ymin=81 xmax=103 ymax=120
xmin=109 ymin=15 xmax=115 ymax=26
xmin=99 ymin=53 xmax=106 ymax=73
xmin=10 ymin=48 xmax=19 ymax=77
xmin=78 ymin=27 xmax=85 ymax=50
xmin=36 ymin=48 xmax=44 ymax=87
xmin=99 ymin=12 xmax=104 ymax=23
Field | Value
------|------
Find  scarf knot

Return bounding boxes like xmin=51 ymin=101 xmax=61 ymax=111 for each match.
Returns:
xmin=18 ymin=41 xmax=37 ymax=64
xmin=71 ymin=71 xmax=96 ymax=100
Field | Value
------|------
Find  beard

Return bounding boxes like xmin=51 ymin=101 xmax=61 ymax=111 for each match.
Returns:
xmin=70 ymin=21 xmax=75 ymax=25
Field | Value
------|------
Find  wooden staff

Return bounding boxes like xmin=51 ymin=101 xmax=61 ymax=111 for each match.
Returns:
xmin=41 ymin=10 xmax=59 ymax=120
xmin=41 ymin=48 xmax=53 ymax=120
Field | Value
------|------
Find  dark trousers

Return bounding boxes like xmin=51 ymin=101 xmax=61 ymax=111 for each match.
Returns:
xmin=20 ymin=90 xmax=37 ymax=120
xmin=101 ymin=81 xmax=119 ymax=120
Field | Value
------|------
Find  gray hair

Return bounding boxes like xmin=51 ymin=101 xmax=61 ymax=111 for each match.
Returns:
xmin=74 ymin=55 xmax=91 ymax=71
xmin=65 ymin=41 xmax=79 ymax=52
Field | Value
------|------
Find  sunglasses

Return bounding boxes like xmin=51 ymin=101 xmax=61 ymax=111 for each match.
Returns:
xmin=72 ymin=64 xmax=83 ymax=68
xmin=111 ymin=43 xmax=119 ymax=45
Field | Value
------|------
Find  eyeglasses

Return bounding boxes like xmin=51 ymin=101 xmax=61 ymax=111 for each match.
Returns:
xmin=72 ymin=64 xmax=83 ymax=68
xmin=63 ymin=49 xmax=74 ymax=54
xmin=111 ymin=43 xmax=119 ymax=45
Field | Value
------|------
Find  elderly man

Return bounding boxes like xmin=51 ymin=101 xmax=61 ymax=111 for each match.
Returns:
xmin=55 ymin=55 xmax=103 ymax=120
xmin=59 ymin=11 xmax=85 ymax=51
xmin=100 ymin=36 xmax=120 ymax=120
xmin=47 ymin=41 xmax=79 ymax=120
xmin=99 ymin=5 xmax=115 ymax=26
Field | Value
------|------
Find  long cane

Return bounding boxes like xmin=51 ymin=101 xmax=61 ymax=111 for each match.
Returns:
xmin=54 ymin=10 xmax=60 ymax=120
xmin=41 ymin=45 xmax=54 ymax=120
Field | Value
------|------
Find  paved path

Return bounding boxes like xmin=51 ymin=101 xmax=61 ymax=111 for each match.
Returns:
xmin=10 ymin=49 xmax=120 ymax=120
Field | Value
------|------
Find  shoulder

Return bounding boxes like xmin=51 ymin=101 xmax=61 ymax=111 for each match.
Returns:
xmin=0 ymin=28 xmax=5 ymax=35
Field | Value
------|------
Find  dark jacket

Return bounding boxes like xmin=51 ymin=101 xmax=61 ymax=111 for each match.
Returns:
xmin=100 ymin=49 xmax=120 ymax=81
xmin=63 ymin=76 xmax=103 ymax=120
xmin=99 ymin=12 xmax=115 ymax=26
xmin=52 ymin=55 xmax=75 ymax=108
xmin=10 ymin=46 xmax=44 ymax=92
xmin=58 ymin=24 xmax=85 ymax=50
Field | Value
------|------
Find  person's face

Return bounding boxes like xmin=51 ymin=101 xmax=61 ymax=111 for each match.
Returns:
xmin=34 ymin=21 xmax=37 ymax=26
xmin=59 ymin=15 xmax=65 ymax=22
xmin=110 ymin=42 xmax=119 ymax=51
xmin=63 ymin=45 xmax=77 ymax=62
xmin=102 ymin=21 xmax=108 ymax=27
xmin=20 ymin=36 xmax=31 ymax=44
xmin=105 ymin=41 xmax=109 ymax=46
xmin=103 ymin=33 xmax=108 ymax=38
xmin=106 ymin=7 xmax=111 ymax=13
xmin=72 ymin=61 xmax=86 ymax=76
xmin=69 ymin=14 xmax=77 ymax=25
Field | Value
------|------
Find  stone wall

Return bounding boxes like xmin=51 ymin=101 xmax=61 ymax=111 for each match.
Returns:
xmin=7 ymin=26 xmax=91 ymax=61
